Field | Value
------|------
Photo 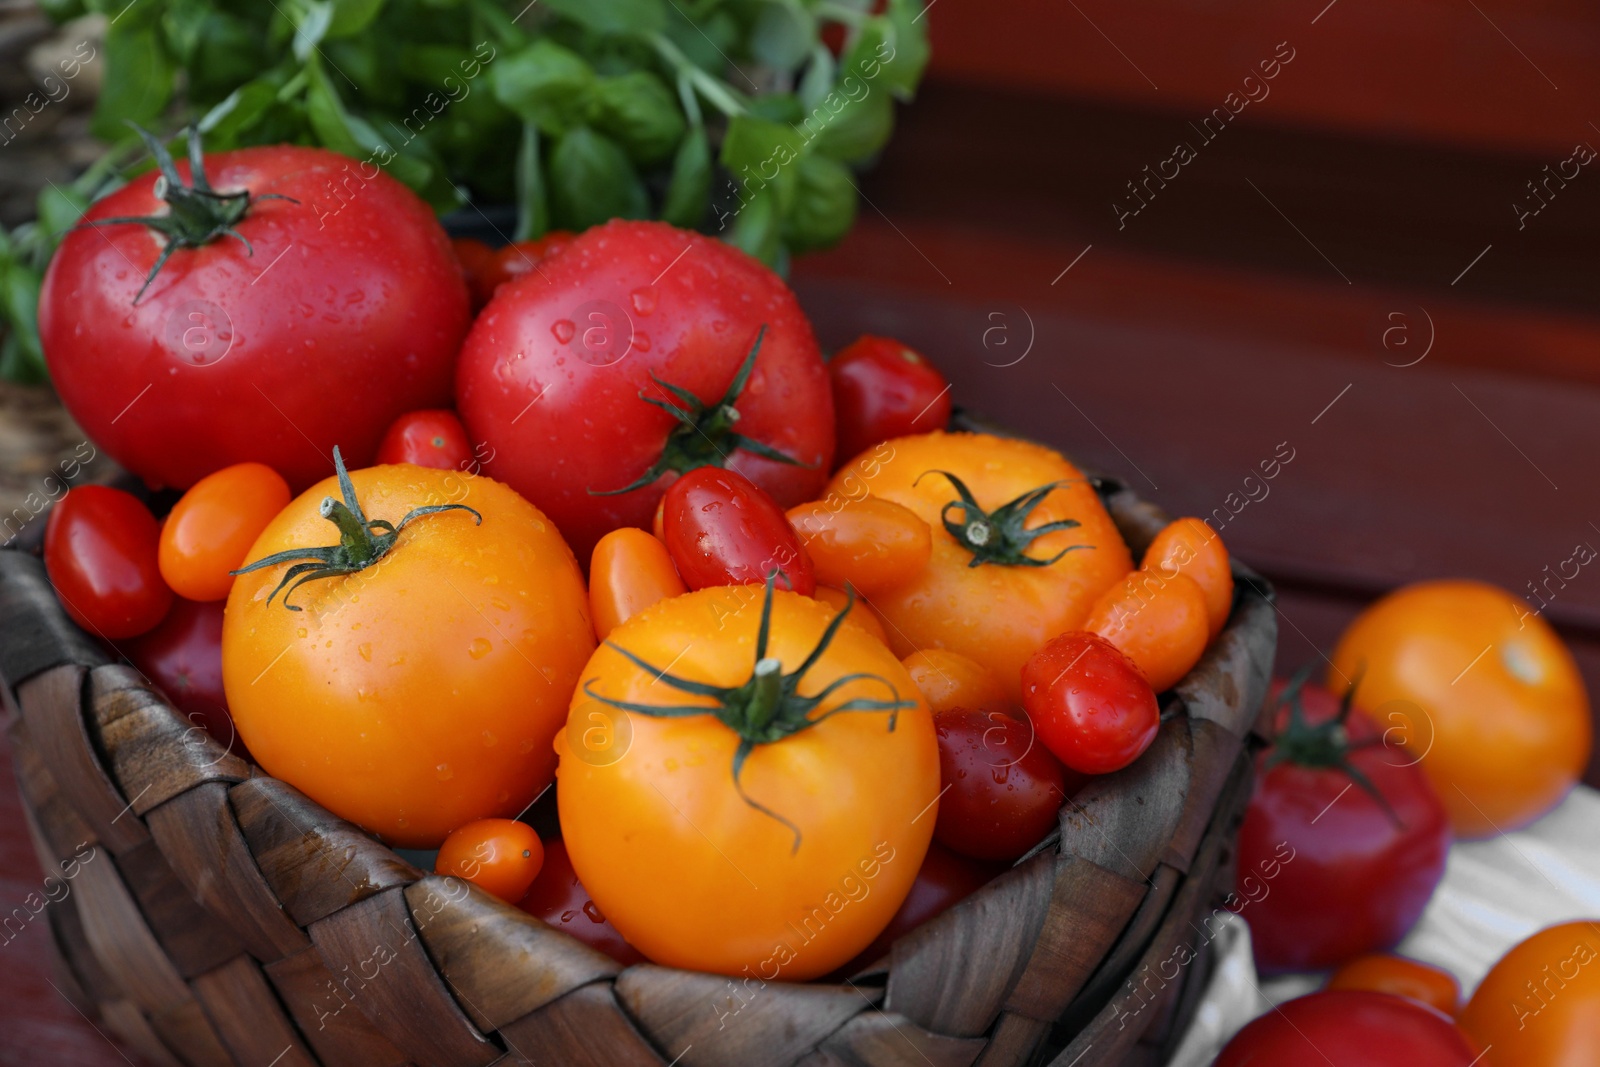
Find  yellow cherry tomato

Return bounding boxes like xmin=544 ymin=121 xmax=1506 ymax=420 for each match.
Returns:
xmin=159 ymin=462 xmax=291 ymax=601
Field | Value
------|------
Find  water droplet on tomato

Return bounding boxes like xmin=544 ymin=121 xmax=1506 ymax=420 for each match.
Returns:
xmin=469 ymin=637 xmax=492 ymax=659
xmin=633 ymin=332 xmax=651 ymax=352
xmin=630 ymin=287 xmax=657 ymax=315
xmin=296 ymin=627 xmax=308 ymax=639
xmin=436 ymin=763 xmax=454 ymax=781
xmin=482 ymin=730 xmax=498 ymax=747
xmin=552 ymin=319 xmax=576 ymax=343
xmin=357 ymin=643 xmax=372 ymax=662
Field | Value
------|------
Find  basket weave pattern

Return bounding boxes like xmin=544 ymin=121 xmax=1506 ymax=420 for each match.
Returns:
xmin=0 ymin=483 xmax=1275 ymax=1067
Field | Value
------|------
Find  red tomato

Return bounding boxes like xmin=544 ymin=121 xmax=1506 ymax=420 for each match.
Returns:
xmin=1239 ymin=676 xmax=1451 ymax=975
xmin=436 ymin=818 xmax=545 ymax=903
xmin=518 ymin=838 xmax=647 ymax=966
xmin=829 ymin=335 xmax=951 ymax=465
xmin=452 ymin=238 xmax=498 ymax=311
xmin=375 ymin=409 xmax=474 ymax=471
xmin=44 ymin=486 xmax=171 ymax=639
xmin=841 ymin=842 xmax=1002 ymax=973
xmin=479 ymin=231 xmax=578 ymax=300
xmin=40 ymin=135 xmax=469 ymax=491
xmin=456 ymin=220 xmax=834 ymax=558
xmin=158 ymin=462 xmax=290 ymax=601
xmin=933 ymin=708 xmax=1071 ymax=862
xmin=660 ymin=467 xmax=815 ymax=595
xmin=124 ymin=596 xmax=247 ymax=760
xmin=1020 ymin=631 xmax=1160 ymax=775
xmin=1216 ymin=991 xmax=1479 ymax=1066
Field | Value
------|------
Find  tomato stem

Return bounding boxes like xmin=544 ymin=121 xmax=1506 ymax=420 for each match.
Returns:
xmin=1266 ymin=665 xmax=1405 ymax=828
xmin=915 ymin=470 xmax=1091 ymax=568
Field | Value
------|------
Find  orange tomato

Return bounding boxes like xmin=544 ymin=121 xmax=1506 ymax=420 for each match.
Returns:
xmin=1329 ymin=580 xmax=1591 ymax=837
xmin=589 ymin=527 xmax=686 ymax=641
xmin=824 ymin=432 xmax=1132 ymax=702
xmin=1144 ymin=517 xmax=1233 ymax=639
xmin=1460 ymin=921 xmax=1600 ymax=1065
xmin=223 ymin=454 xmax=594 ymax=847
xmin=1328 ymin=954 xmax=1461 ymax=1016
xmin=902 ymin=648 xmax=1010 ymax=716
xmin=158 ymin=462 xmax=291 ymax=601
xmin=557 ymin=583 xmax=939 ymax=980
xmin=812 ymin=585 xmax=890 ymax=646
xmin=1083 ymin=570 xmax=1210 ymax=692
xmin=652 ymin=495 xmax=666 ymax=541
xmin=436 ymin=818 xmax=545 ymax=902
xmin=787 ymin=496 xmax=932 ymax=593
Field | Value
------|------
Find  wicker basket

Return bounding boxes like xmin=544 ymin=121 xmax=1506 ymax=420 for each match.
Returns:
xmin=0 ymin=474 xmax=1275 ymax=1067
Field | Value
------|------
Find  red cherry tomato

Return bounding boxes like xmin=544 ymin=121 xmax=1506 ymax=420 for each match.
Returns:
xmin=932 ymin=708 xmax=1072 ymax=862
xmin=1239 ymin=677 xmax=1450 ymax=975
xmin=1020 ymin=631 xmax=1160 ymax=775
xmin=436 ymin=818 xmax=545 ymax=902
xmin=661 ymin=467 xmax=815 ymax=595
xmin=480 ymin=231 xmax=577 ymax=299
xmin=453 ymin=238 xmax=498 ymax=311
xmin=44 ymin=486 xmax=171 ymax=639
xmin=841 ymin=842 xmax=1002 ymax=972
xmin=1216 ymin=990 xmax=1479 ymax=1066
xmin=829 ymin=335 xmax=951 ymax=464
xmin=518 ymin=838 xmax=648 ymax=966
xmin=124 ymin=597 xmax=248 ymax=760
xmin=375 ymin=409 xmax=474 ymax=470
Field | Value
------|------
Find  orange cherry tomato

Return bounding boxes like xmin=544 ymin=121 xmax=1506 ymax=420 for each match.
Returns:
xmin=1460 ymin=921 xmax=1600 ymax=1064
xmin=436 ymin=818 xmax=545 ymax=902
xmin=787 ymin=497 xmax=932 ymax=593
xmin=1329 ymin=580 xmax=1591 ymax=837
xmin=1083 ymin=570 xmax=1210 ymax=692
xmin=159 ymin=462 xmax=291 ymax=602
xmin=812 ymin=585 xmax=890 ymax=646
xmin=589 ymin=527 xmax=687 ymax=641
xmin=651 ymin=496 xmax=667 ymax=541
xmin=901 ymin=648 xmax=1010 ymax=716
xmin=1144 ymin=517 xmax=1233 ymax=639
xmin=481 ymin=231 xmax=577 ymax=300
xmin=1328 ymin=954 xmax=1461 ymax=1016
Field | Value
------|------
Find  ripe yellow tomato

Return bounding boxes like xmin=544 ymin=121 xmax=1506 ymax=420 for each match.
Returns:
xmin=1329 ymin=580 xmax=1591 ymax=837
xmin=812 ymin=584 xmax=891 ymax=646
xmin=436 ymin=818 xmax=545 ymax=903
xmin=902 ymin=648 xmax=1010 ymax=716
xmin=223 ymin=458 xmax=593 ymax=848
xmin=159 ymin=462 xmax=291 ymax=601
xmin=1460 ymin=921 xmax=1600 ymax=1065
xmin=824 ymin=432 xmax=1133 ymax=702
xmin=557 ymin=584 xmax=939 ymax=981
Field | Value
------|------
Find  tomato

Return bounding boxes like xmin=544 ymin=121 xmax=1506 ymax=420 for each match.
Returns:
xmin=436 ymin=818 xmax=545 ymax=903
xmin=457 ymin=220 xmax=833 ymax=558
xmin=933 ymin=708 xmax=1070 ymax=862
xmin=903 ymin=648 xmax=1010 ymax=717
xmin=1143 ymin=517 xmax=1233 ymax=639
xmin=1328 ymin=954 xmax=1461 ymax=1016
xmin=479 ymin=231 xmax=578 ymax=299
xmin=1460 ymin=921 xmax=1600 ymax=1065
xmin=124 ymin=596 xmax=247 ymax=760
xmin=1216 ymin=991 xmax=1480 ymax=1066
xmin=1239 ymin=675 xmax=1450 ymax=975
xmin=841 ymin=842 xmax=1002 ymax=972
xmin=453 ymin=237 xmax=498 ymax=310
xmin=222 ymin=450 xmax=594 ymax=847
xmin=375 ymin=410 xmax=474 ymax=471
xmin=44 ymin=485 xmax=171 ymax=639
xmin=41 ymin=133 xmax=468 ymax=491
xmin=661 ymin=467 xmax=815 ymax=595
xmin=1329 ymin=580 xmax=1591 ymax=837
xmin=518 ymin=839 xmax=647 ymax=966
xmin=812 ymin=585 xmax=890 ymax=646
xmin=158 ymin=462 xmax=291 ymax=602
xmin=1083 ymin=569 xmax=1210 ymax=693
xmin=824 ymin=432 xmax=1133 ymax=703
xmin=589 ymin=527 xmax=687 ymax=641
xmin=1020 ymin=631 xmax=1159 ymax=774
xmin=787 ymin=496 xmax=932 ymax=593
xmin=829 ymin=336 xmax=951 ymax=465
xmin=556 ymin=580 xmax=939 ymax=980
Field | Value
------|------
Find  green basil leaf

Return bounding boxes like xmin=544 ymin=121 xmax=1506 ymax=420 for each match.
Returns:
xmin=813 ymin=86 xmax=892 ymax=162
xmin=781 ymin=152 xmax=855 ymax=253
xmin=513 ymin=122 xmax=549 ymax=241
xmin=327 ymin=0 xmax=388 ymax=37
xmin=294 ymin=0 xmax=335 ymax=63
xmin=188 ymin=14 xmax=271 ymax=106
xmin=587 ymin=70 xmax=685 ymax=165
xmin=844 ymin=1 xmax=929 ymax=100
xmin=543 ymin=0 xmax=666 ymax=36
xmin=797 ymin=46 xmax=834 ymax=111
xmin=493 ymin=38 xmax=595 ymax=135
xmin=36 ymin=0 xmax=86 ymax=23
xmin=160 ymin=0 xmax=211 ymax=64
xmin=90 ymin=25 xmax=173 ymax=141
xmin=746 ymin=92 xmax=802 ymax=125
xmin=719 ymin=114 xmax=803 ymax=213
xmin=36 ymin=183 xmax=88 ymax=240
xmin=750 ymin=2 xmax=816 ymax=70
xmin=0 ymin=263 xmax=46 ymax=385
xmin=306 ymin=66 xmax=435 ymax=194
xmin=196 ymin=79 xmax=281 ymax=149
xmin=549 ymin=126 xmax=648 ymax=230
xmin=659 ymin=123 xmax=710 ymax=229
xmin=725 ymin=186 xmax=781 ymax=266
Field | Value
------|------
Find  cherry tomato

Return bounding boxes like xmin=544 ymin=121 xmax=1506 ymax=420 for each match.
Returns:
xmin=1460 ymin=921 xmax=1600 ymax=1065
xmin=1216 ymin=990 xmax=1479 ymax=1066
xmin=1328 ymin=954 xmax=1461 ymax=1016
xmin=1021 ymin=631 xmax=1159 ymax=775
xmin=1083 ymin=569 xmax=1210 ymax=693
xmin=661 ymin=467 xmax=815 ymax=595
xmin=842 ymin=842 xmax=1003 ymax=972
xmin=812 ymin=585 xmax=890 ymax=646
xmin=158 ymin=462 xmax=291 ymax=602
xmin=1240 ymin=676 xmax=1450 ymax=975
xmin=479 ymin=231 xmax=577 ymax=299
xmin=44 ymin=485 xmax=171 ymax=640
xmin=518 ymin=839 xmax=647 ymax=966
xmin=651 ymin=496 xmax=667 ymax=541
xmin=589 ymin=527 xmax=687 ymax=641
xmin=436 ymin=818 xmax=545 ymax=902
xmin=902 ymin=648 xmax=1010 ymax=717
xmin=452 ymin=237 xmax=498 ymax=310
xmin=933 ymin=708 xmax=1069 ymax=862
xmin=375 ymin=409 xmax=474 ymax=471
xmin=829 ymin=336 xmax=951 ymax=464
xmin=1143 ymin=517 xmax=1233 ymax=639
xmin=787 ymin=496 xmax=932 ymax=593
xmin=124 ymin=597 xmax=247 ymax=760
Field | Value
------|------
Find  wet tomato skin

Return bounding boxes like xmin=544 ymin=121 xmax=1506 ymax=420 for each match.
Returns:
xmin=45 ymin=485 xmax=171 ymax=639
xmin=933 ymin=708 xmax=1071 ymax=862
xmin=661 ymin=467 xmax=815 ymax=595
xmin=829 ymin=336 xmax=951 ymax=464
xmin=1216 ymin=990 xmax=1480 ymax=1066
xmin=436 ymin=818 xmax=545 ymax=903
xmin=158 ymin=462 xmax=291 ymax=602
xmin=375 ymin=409 xmax=474 ymax=471
xmin=124 ymin=597 xmax=248 ymax=760
xmin=1021 ymin=631 xmax=1160 ymax=775
xmin=518 ymin=839 xmax=648 ymax=966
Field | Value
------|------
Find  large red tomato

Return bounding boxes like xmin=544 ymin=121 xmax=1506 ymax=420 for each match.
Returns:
xmin=455 ymin=220 xmax=833 ymax=557
xmin=40 ymin=131 xmax=469 ymax=491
